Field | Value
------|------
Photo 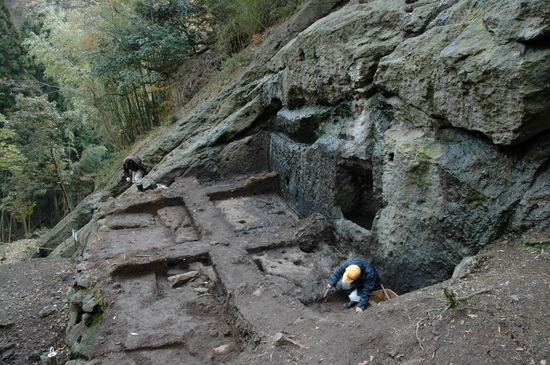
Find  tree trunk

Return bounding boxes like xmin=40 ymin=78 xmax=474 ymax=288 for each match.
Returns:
xmin=50 ymin=148 xmax=73 ymax=213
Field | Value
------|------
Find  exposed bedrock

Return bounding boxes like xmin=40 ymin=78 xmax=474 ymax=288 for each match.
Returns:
xmin=55 ymin=0 xmax=550 ymax=294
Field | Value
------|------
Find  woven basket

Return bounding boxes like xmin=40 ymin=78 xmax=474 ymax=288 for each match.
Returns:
xmin=368 ymin=288 xmax=398 ymax=306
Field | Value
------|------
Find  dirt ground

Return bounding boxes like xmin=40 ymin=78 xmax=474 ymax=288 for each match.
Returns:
xmin=0 ymin=242 xmax=75 ymax=364
xmin=1 ymin=175 xmax=549 ymax=365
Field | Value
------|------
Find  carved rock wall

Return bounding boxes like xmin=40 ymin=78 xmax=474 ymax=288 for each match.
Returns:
xmin=69 ymin=0 xmax=550 ymax=292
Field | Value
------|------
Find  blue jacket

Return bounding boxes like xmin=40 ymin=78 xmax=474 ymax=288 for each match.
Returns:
xmin=327 ymin=259 xmax=382 ymax=309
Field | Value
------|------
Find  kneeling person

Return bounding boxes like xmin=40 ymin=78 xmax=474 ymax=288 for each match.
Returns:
xmin=122 ymin=155 xmax=159 ymax=192
xmin=326 ymin=260 xmax=382 ymax=313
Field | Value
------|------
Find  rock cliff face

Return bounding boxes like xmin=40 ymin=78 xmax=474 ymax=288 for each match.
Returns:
xmin=53 ymin=0 xmax=550 ymax=293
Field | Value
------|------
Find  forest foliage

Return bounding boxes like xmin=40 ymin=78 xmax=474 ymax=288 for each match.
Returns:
xmin=0 ymin=0 xmax=304 ymax=241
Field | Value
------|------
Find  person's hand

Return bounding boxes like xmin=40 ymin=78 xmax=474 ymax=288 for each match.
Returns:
xmin=126 ymin=177 xmax=131 ymax=182
xmin=355 ymin=307 xmax=364 ymax=313
xmin=326 ymin=284 xmax=333 ymax=289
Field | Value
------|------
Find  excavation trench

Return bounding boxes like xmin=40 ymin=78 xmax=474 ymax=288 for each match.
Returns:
xmin=67 ymin=173 xmax=454 ymax=363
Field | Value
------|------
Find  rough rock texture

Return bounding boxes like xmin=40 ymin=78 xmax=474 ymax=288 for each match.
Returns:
xmin=52 ymin=0 xmax=550 ymax=295
xmin=4 ymin=177 xmax=549 ymax=365
xmin=376 ymin=0 xmax=550 ymax=145
xmin=5 ymin=1 xmax=550 ymax=364
xmin=35 ymin=192 xmax=106 ymax=256
xmin=72 ymin=171 xmax=550 ymax=364
xmin=95 ymin=0 xmax=549 ymax=294
xmin=62 ymin=174 xmax=346 ymax=364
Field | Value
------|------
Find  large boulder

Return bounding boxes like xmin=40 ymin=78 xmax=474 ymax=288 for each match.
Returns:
xmin=36 ymin=191 xmax=105 ymax=256
xmin=375 ymin=0 xmax=550 ymax=145
xmin=65 ymin=0 xmax=550 ymax=292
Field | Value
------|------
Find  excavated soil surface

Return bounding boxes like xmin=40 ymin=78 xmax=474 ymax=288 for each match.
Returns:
xmin=1 ymin=173 xmax=549 ymax=365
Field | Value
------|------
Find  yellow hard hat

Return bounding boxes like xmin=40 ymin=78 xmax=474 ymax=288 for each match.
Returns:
xmin=342 ymin=264 xmax=361 ymax=283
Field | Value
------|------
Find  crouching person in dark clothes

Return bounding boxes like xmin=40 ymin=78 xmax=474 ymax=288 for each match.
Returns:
xmin=123 ymin=156 xmax=155 ymax=192
xmin=326 ymin=259 xmax=382 ymax=313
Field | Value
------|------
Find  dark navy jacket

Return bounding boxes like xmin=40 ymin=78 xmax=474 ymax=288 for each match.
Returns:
xmin=327 ymin=259 xmax=382 ymax=309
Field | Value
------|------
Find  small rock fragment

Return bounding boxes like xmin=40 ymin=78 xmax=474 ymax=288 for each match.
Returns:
xmin=39 ymin=306 xmax=56 ymax=318
xmin=167 ymin=271 xmax=199 ymax=288
xmin=213 ymin=344 xmax=231 ymax=354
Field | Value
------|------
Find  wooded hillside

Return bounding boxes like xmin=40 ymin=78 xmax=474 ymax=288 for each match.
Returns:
xmin=0 ymin=0 xmax=305 ymax=241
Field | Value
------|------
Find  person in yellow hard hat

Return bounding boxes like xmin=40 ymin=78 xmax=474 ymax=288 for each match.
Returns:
xmin=326 ymin=260 xmax=382 ymax=313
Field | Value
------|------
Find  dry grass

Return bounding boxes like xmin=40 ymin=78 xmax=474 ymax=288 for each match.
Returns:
xmin=172 ymin=46 xmax=258 ymax=119
xmin=0 ymin=238 xmax=39 ymax=263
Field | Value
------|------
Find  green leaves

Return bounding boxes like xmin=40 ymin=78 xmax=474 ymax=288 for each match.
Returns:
xmin=92 ymin=0 xmax=210 ymax=81
xmin=2 ymin=95 xmax=71 ymax=224
xmin=443 ymin=287 xmax=468 ymax=310
xmin=200 ymin=0 xmax=305 ymax=53
xmin=0 ymin=126 xmax=26 ymax=172
xmin=72 ymin=144 xmax=107 ymax=178
xmin=8 ymin=94 xmax=64 ymax=151
xmin=0 ymin=0 xmax=32 ymax=112
xmin=73 ymin=0 xmax=213 ymax=146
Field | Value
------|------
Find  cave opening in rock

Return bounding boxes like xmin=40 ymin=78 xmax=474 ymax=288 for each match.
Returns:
xmin=335 ymin=163 xmax=379 ymax=230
